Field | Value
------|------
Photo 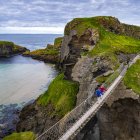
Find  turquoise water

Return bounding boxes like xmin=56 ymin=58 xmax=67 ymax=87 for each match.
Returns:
xmin=0 ymin=34 xmax=61 ymax=104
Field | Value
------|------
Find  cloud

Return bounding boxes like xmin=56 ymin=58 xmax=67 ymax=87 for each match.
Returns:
xmin=0 ymin=0 xmax=139 ymax=33
xmin=0 ymin=27 xmax=64 ymax=34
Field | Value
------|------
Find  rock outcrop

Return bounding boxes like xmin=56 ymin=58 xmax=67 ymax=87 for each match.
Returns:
xmin=0 ymin=41 xmax=27 ymax=57
xmin=16 ymin=102 xmax=61 ymax=135
xmin=60 ymin=28 xmax=99 ymax=79
xmin=23 ymin=37 xmax=63 ymax=63
xmin=93 ymin=16 xmax=140 ymax=39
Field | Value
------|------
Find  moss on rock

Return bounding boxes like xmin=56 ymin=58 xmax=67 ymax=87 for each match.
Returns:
xmin=37 ymin=74 xmax=79 ymax=116
xmin=23 ymin=37 xmax=63 ymax=63
xmin=124 ymin=59 xmax=140 ymax=94
xmin=3 ymin=132 xmax=36 ymax=140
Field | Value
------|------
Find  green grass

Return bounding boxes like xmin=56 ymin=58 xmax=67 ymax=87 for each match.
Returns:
xmin=25 ymin=48 xmax=59 ymax=56
xmin=0 ymin=41 xmax=14 ymax=47
xmin=104 ymin=71 xmax=119 ymax=87
xmin=96 ymin=70 xmax=119 ymax=87
xmin=89 ymin=30 xmax=140 ymax=56
xmin=0 ymin=41 xmax=25 ymax=53
xmin=37 ymin=74 xmax=79 ymax=116
xmin=96 ymin=75 xmax=109 ymax=84
xmin=89 ymin=29 xmax=140 ymax=68
xmin=54 ymin=37 xmax=63 ymax=47
xmin=24 ymin=37 xmax=62 ymax=56
xmin=3 ymin=132 xmax=36 ymax=140
xmin=124 ymin=59 xmax=140 ymax=94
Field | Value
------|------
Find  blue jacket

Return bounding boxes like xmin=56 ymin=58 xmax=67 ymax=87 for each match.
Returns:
xmin=96 ymin=89 xmax=102 ymax=97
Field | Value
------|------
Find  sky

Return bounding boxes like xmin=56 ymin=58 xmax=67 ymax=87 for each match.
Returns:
xmin=0 ymin=0 xmax=139 ymax=34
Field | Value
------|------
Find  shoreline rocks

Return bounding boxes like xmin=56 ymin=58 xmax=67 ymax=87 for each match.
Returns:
xmin=0 ymin=104 xmax=22 ymax=139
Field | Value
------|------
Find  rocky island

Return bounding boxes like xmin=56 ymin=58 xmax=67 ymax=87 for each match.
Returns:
xmin=3 ymin=16 xmax=140 ymax=140
xmin=0 ymin=41 xmax=27 ymax=57
xmin=23 ymin=37 xmax=63 ymax=63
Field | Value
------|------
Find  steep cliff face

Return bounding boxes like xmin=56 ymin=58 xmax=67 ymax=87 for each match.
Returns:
xmin=98 ymin=82 xmax=140 ymax=140
xmin=0 ymin=41 xmax=27 ymax=57
xmin=0 ymin=42 xmax=13 ymax=56
xmin=60 ymin=28 xmax=99 ymax=79
xmin=71 ymin=56 xmax=114 ymax=105
xmin=16 ymin=102 xmax=61 ymax=135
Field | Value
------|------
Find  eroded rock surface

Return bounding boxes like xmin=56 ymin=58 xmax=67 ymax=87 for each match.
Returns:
xmin=60 ymin=29 xmax=99 ymax=79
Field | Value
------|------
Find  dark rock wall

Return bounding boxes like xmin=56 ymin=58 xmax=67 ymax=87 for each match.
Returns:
xmin=98 ymin=98 xmax=140 ymax=140
xmin=16 ymin=102 xmax=60 ymax=135
xmin=0 ymin=44 xmax=13 ymax=56
xmin=60 ymin=29 xmax=99 ymax=80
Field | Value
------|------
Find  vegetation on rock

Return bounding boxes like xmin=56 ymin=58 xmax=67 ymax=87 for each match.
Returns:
xmin=0 ymin=41 xmax=14 ymax=46
xmin=124 ymin=59 xmax=140 ymax=94
xmin=54 ymin=37 xmax=63 ymax=47
xmin=3 ymin=132 xmax=36 ymax=140
xmin=23 ymin=37 xmax=63 ymax=63
xmin=65 ymin=16 xmax=140 ymax=67
xmin=0 ymin=41 xmax=27 ymax=56
xmin=37 ymin=74 xmax=79 ymax=116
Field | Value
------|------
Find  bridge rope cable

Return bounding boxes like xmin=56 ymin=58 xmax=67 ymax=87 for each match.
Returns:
xmin=36 ymin=55 xmax=139 ymax=140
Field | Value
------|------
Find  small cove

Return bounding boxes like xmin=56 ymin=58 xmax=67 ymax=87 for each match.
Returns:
xmin=0 ymin=34 xmax=61 ymax=138
xmin=0 ymin=55 xmax=57 ymax=104
xmin=0 ymin=34 xmax=62 ymax=104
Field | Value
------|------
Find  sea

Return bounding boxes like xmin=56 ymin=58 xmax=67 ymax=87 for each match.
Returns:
xmin=0 ymin=34 xmax=62 ymax=105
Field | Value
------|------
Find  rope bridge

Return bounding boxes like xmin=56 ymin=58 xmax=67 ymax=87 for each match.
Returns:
xmin=36 ymin=55 xmax=140 ymax=140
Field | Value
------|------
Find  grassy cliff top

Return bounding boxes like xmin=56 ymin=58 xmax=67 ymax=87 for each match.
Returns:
xmin=54 ymin=37 xmax=63 ymax=47
xmin=0 ymin=41 xmax=14 ymax=46
xmin=124 ymin=59 xmax=140 ymax=94
xmin=0 ymin=40 xmax=26 ymax=51
xmin=65 ymin=16 xmax=140 ymax=68
xmin=37 ymin=74 xmax=79 ymax=116
xmin=64 ymin=16 xmax=140 ymax=37
xmin=24 ymin=48 xmax=59 ymax=56
xmin=3 ymin=132 xmax=36 ymax=140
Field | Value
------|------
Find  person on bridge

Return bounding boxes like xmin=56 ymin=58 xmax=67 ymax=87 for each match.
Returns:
xmin=99 ymin=85 xmax=107 ymax=94
xmin=95 ymin=88 xmax=103 ymax=100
